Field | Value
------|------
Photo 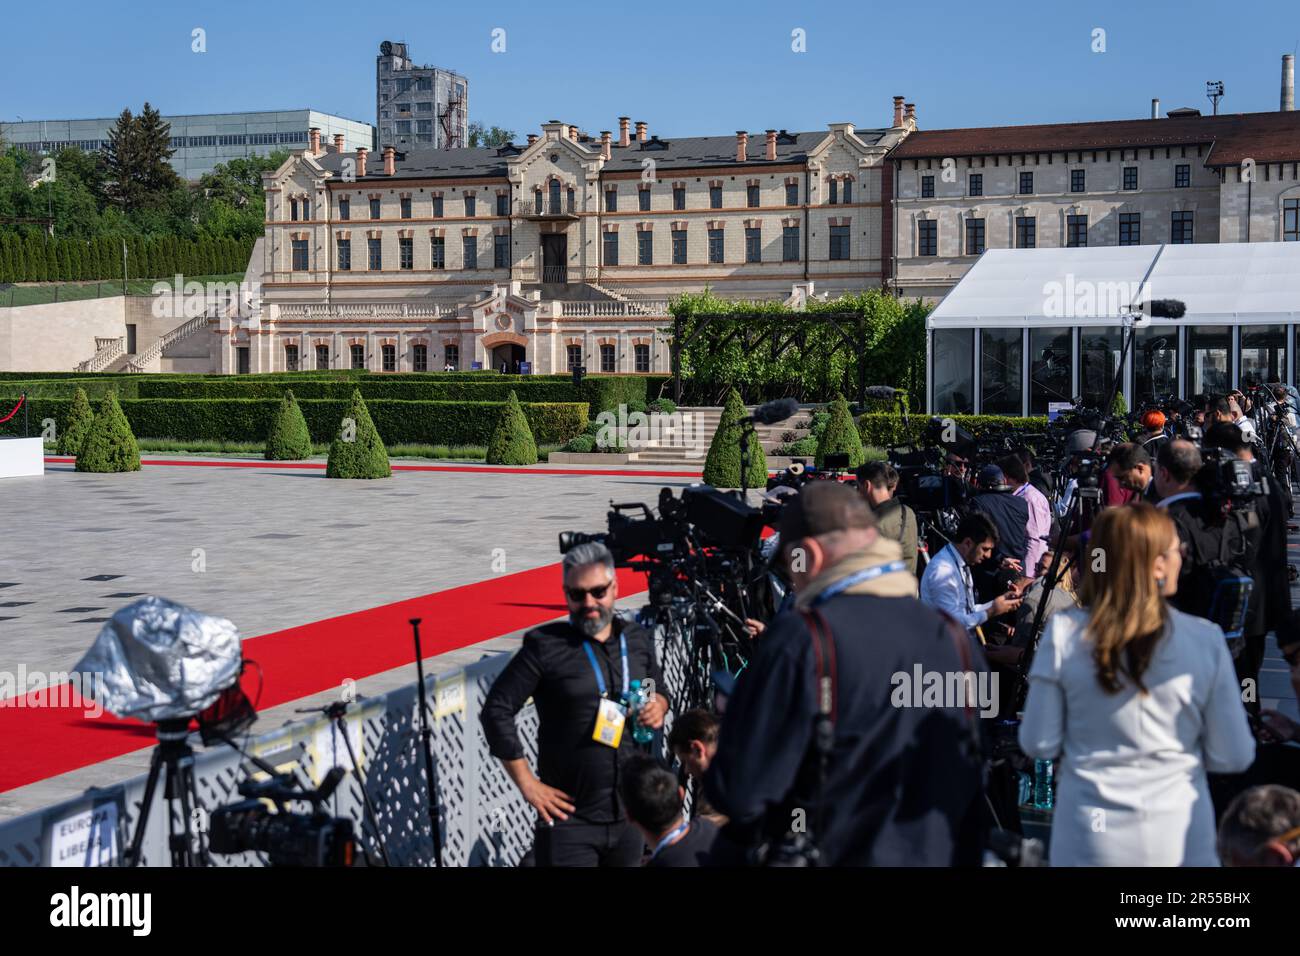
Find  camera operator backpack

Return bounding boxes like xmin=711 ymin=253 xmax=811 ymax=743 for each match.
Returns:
xmin=1176 ymin=505 xmax=1254 ymax=641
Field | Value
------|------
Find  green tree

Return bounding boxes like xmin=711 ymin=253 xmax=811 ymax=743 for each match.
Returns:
xmin=75 ymin=391 xmax=140 ymax=473
xmin=467 ymin=123 xmax=517 ymax=148
xmin=57 ymin=387 xmax=95 ymax=455
xmin=101 ymin=103 xmax=180 ymax=213
xmin=264 ymin=389 xmax=313 ymax=460
xmin=326 ymin=389 xmax=391 ymax=478
xmin=485 ymin=390 xmax=539 ymax=465
xmin=815 ymin=394 xmax=867 ymax=468
xmin=702 ymin=387 xmax=768 ymax=488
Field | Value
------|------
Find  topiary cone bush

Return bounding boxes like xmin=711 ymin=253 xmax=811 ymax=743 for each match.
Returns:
xmin=815 ymin=393 xmax=867 ymax=469
xmin=265 ymin=389 xmax=313 ymax=460
xmin=58 ymin=386 xmax=95 ymax=456
xmin=75 ymin=390 xmax=141 ymax=473
xmin=702 ymin=387 xmax=768 ymax=488
xmin=326 ymin=388 xmax=391 ymax=478
xmin=486 ymin=390 xmax=539 ymax=465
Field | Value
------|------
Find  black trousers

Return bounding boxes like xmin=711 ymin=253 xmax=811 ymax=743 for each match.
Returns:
xmin=532 ymin=819 xmax=644 ymax=867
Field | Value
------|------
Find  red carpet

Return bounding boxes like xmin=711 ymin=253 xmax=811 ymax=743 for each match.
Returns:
xmin=0 ymin=563 xmax=648 ymax=794
xmin=44 ymin=456 xmax=705 ymax=479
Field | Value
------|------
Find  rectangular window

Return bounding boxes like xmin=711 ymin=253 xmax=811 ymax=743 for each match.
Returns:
xmin=1284 ymin=199 xmax=1300 ymax=241
xmin=1135 ymin=326 xmax=1178 ymax=399
xmin=600 ymin=344 xmax=616 ymax=373
xmin=1015 ymin=216 xmax=1036 ymax=249
xmin=918 ymin=220 xmax=937 ymax=256
xmin=828 ymin=179 xmax=838 ymax=205
xmin=433 ymin=196 xmax=443 ymax=218
xmin=605 ymin=188 xmax=618 ymax=212
xmin=337 ymin=238 xmax=351 ymax=270
xmin=400 ymin=197 xmax=412 ymax=219
xmin=1123 ymin=166 xmax=1138 ymax=190
xmin=1019 ymin=171 xmax=1034 ymax=194
xmin=709 ymin=186 xmax=722 ymax=209
xmin=639 ymin=189 xmax=651 ymax=212
xmin=431 ymin=237 xmax=445 ymax=269
xmin=603 ymin=231 xmax=619 ymax=266
xmin=980 ymin=328 xmax=1023 ymax=415
xmin=843 ymin=180 xmax=852 ymax=203
xmin=291 ymin=239 xmax=308 ymax=271
xmin=1067 ymin=214 xmax=1088 ymax=247
xmin=1080 ymin=329 xmax=1124 ymax=410
xmin=339 ymin=198 xmax=350 ymax=220
xmin=745 ymin=227 xmax=761 ymax=263
xmin=782 ymin=225 xmax=799 ymax=261
xmin=496 ymin=194 xmax=508 ymax=217
xmin=285 ymin=344 xmax=299 ymax=373
xmin=413 ymin=343 xmax=428 ymax=372
xmin=965 ymin=218 xmax=985 ymax=256
xmin=567 ymin=345 xmax=583 ymax=371
xmin=370 ymin=198 xmax=380 ymax=219
xmin=399 ymin=237 xmax=413 ymax=270
xmin=829 ymin=225 xmax=849 ymax=260
xmin=396 ymin=121 xmax=411 ymax=135
xmin=445 ymin=344 xmax=459 ymax=371
xmin=1119 ymin=213 xmax=1141 ymax=246
xmin=1030 ymin=327 xmax=1072 ymax=414
xmin=1186 ymin=325 xmax=1230 ymax=395
xmin=315 ymin=344 xmax=329 ymax=370
xmin=1171 ymin=210 xmax=1194 ymax=244
xmin=708 ymin=228 xmax=724 ymax=263
xmin=634 ymin=344 xmax=650 ymax=373
xmin=921 ymin=175 xmax=934 ymax=198
xmin=289 ymin=199 xmax=298 ymax=222
xmin=1241 ymin=325 xmax=1286 ymax=390
xmin=1175 ymin=164 xmax=1190 ymax=187
xmin=350 ymin=344 xmax=365 ymax=370
xmin=368 ymin=238 xmax=382 ymax=270
xmin=674 ymin=186 xmax=686 ymax=210
xmin=933 ymin=329 xmax=974 ymax=414
xmin=747 ymin=184 xmax=760 ymax=208
xmin=672 ymin=229 xmax=687 ymax=264
xmin=462 ymin=236 xmax=477 ymax=269
xmin=1070 ymin=169 xmax=1086 ymax=192
xmin=785 ymin=182 xmax=798 ymax=206
xmin=637 ymin=230 xmax=652 ymax=265
xmin=494 ymin=234 xmax=509 ymax=268
xmin=382 ymin=344 xmax=396 ymax=372
xmin=968 ymin=174 xmax=982 ymax=197
xmin=464 ymin=195 xmax=476 ymax=216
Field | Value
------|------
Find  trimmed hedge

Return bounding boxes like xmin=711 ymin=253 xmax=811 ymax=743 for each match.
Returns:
xmin=816 ymin=394 xmax=867 ymax=468
xmin=327 ymin=389 xmax=391 ymax=479
xmin=57 ymin=387 xmax=95 ymax=456
xmin=264 ymin=390 xmax=312 ymax=460
xmin=856 ymin=414 xmax=1049 ymax=448
xmin=75 ymin=391 xmax=140 ymax=473
xmin=486 ymin=391 xmax=539 ymax=465
xmin=703 ymin=388 xmax=767 ymax=488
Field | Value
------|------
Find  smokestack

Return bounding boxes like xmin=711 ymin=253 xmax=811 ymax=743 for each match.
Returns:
xmin=333 ymin=133 xmax=345 ymax=153
xmin=618 ymin=116 xmax=630 ymax=147
xmin=601 ymin=131 xmax=612 ymax=160
xmin=1151 ymin=98 xmax=1160 ymax=119
xmin=383 ymin=145 xmax=395 ymax=176
xmin=309 ymin=127 xmax=322 ymax=155
xmin=904 ymin=103 xmax=916 ymax=126
xmin=893 ymin=96 xmax=905 ymax=127
xmin=1284 ymin=54 xmax=1296 ymax=112
xmin=356 ymin=147 xmax=368 ymax=178
xmin=736 ymin=131 xmax=749 ymax=162
xmin=635 ymin=121 xmax=647 ymax=142
xmin=568 ymin=125 xmax=578 ymax=142
xmin=765 ymin=129 xmax=777 ymax=161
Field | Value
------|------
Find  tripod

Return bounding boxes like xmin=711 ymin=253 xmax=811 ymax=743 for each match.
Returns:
xmin=124 ymin=718 xmax=211 ymax=868
xmin=409 ymin=618 xmax=444 ymax=867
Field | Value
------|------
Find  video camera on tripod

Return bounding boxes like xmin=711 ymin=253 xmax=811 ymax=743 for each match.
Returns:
xmin=208 ymin=768 xmax=356 ymax=867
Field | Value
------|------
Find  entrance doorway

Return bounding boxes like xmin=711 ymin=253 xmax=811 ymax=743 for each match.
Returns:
xmin=491 ymin=343 xmax=526 ymax=374
xmin=541 ymin=234 xmax=567 ymax=284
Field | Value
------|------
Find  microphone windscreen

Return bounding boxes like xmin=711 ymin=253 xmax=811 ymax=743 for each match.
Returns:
xmin=863 ymin=386 xmax=896 ymax=400
xmin=754 ymin=397 xmax=799 ymax=425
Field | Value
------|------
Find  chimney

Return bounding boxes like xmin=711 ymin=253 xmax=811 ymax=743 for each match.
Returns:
xmin=309 ymin=127 xmax=322 ymax=155
xmin=333 ymin=133 xmax=345 ymax=153
xmin=619 ymin=116 xmax=630 ymax=147
xmin=568 ymin=125 xmax=578 ymax=142
xmin=636 ymin=121 xmax=648 ymax=142
xmin=356 ymin=147 xmax=368 ymax=178
xmin=904 ymin=103 xmax=916 ymax=126
xmin=527 ymin=133 xmax=538 ymax=146
xmin=383 ymin=145 xmax=395 ymax=176
xmin=736 ymin=131 xmax=749 ymax=162
xmin=893 ymin=96 xmax=905 ymax=127
xmin=1151 ymin=98 xmax=1160 ymax=119
xmin=1284 ymin=54 xmax=1296 ymax=112
xmin=601 ymin=131 xmax=612 ymax=160
xmin=765 ymin=129 xmax=777 ymax=161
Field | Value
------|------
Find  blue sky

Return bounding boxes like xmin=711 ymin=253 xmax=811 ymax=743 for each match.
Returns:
xmin=2 ymin=0 xmax=1298 ymax=137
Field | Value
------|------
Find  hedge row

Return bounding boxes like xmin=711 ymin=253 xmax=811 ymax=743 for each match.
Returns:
xmin=2 ymin=397 xmax=588 ymax=446
xmin=0 ymin=234 xmax=255 ymax=284
xmin=856 ymin=414 xmax=1049 ymax=448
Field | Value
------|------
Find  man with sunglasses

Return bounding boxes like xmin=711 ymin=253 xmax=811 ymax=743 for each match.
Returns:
xmin=481 ymin=542 xmax=669 ymax=867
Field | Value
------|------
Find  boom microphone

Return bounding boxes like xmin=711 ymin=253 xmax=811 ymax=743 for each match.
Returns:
xmin=1142 ymin=299 xmax=1187 ymax=319
xmin=744 ymin=397 xmax=800 ymax=425
xmin=863 ymin=386 xmax=897 ymax=400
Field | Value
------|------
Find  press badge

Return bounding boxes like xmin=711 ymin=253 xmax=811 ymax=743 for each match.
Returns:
xmin=592 ymin=697 xmax=627 ymax=748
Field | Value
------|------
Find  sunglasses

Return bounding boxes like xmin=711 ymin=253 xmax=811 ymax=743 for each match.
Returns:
xmin=565 ymin=583 xmax=611 ymax=602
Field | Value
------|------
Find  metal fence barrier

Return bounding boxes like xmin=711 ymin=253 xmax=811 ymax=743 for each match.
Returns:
xmin=0 ymin=615 xmax=694 ymax=867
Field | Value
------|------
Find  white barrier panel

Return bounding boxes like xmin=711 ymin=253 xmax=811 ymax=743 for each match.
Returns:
xmin=0 ymin=438 xmax=43 ymax=479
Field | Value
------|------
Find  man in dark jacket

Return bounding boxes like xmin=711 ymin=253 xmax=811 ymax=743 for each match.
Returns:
xmin=967 ymin=463 xmax=1029 ymax=600
xmin=480 ymin=542 xmax=669 ymax=866
xmin=856 ymin=460 xmax=920 ymax=576
xmin=704 ymin=482 xmax=988 ymax=866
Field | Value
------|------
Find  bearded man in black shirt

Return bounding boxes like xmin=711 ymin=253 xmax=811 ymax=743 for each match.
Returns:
xmin=480 ymin=542 xmax=669 ymax=867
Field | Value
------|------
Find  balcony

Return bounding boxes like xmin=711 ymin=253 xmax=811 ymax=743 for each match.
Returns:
xmin=517 ymin=197 xmax=579 ymax=221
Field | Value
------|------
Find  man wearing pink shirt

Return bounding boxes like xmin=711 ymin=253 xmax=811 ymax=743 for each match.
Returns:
xmin=1000 ymin=454 xmax=1051 ymax=579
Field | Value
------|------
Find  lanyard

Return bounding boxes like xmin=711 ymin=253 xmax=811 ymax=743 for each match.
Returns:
xmin=812 ymin=561 xmax=907 ymax=606
xmin=945 ymin=545 xmax=975 ymax=615
xmin=650 ymin=821 xmax=690 ymax=860
xmin=582 ymin=633 xmax=629 ymax=700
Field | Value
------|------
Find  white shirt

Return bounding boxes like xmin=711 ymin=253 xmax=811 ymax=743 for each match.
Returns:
xmin=1019 ymin=606 xmax=1255 ymax=866
xmin=919 ymin=543 xmax=994 ymax=635
xmin=1235 ymin=417 xmax=1258 ymax=443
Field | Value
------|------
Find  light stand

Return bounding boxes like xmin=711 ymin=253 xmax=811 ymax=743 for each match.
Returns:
xmin=409 ymin=618 xmax=444 ymax=867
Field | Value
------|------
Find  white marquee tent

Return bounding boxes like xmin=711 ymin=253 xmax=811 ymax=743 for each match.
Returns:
xmin=925 ymin=242 xmax=1300 ymax=416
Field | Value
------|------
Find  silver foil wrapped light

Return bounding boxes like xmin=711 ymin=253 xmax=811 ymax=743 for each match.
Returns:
xmin=73 ymin=596 xmax=242 ymax=722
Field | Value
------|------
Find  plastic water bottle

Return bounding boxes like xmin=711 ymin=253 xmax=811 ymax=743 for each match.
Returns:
xmin=627 ymin=680 xmax=654 ymax=745
xmin=1032 ymin=759 xmax=1054 ymax=810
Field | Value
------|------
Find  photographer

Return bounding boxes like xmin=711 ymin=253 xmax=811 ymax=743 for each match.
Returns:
xmin=1140 ymin=410 xmax=1170 ymax=458
xmin=967 ymin=464 xmax=1028 ymax=599
xmin=480 ymin=542 xmax=670 ymax=867
xmin=620 ymin=755 xmax=720 ymax=867
xmin=1217 ymin=785 xmax=1300 ymax=867
xmin=856 ymin=460 xmax=919 ymax=576
xmin=1001 ymin=454 xmax=1051 ymax=579
xmin=919 ymin=512 xmax=1022 ymax=645
xmin=705 ymin=482 xmax=987 ymax=865
xmin=1103 ymin=442 xmax=1153 ymax=506
xmin=667 ymin=708 xmax=727 ymax=826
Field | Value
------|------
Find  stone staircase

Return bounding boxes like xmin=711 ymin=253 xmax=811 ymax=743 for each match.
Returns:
xmin=73 ymin=336 xmax=126 ymax=373
xmin=625 ymin=404 xmax=815 ymax=464
xmin=121 ymin=313 xmax=212 ymax=373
